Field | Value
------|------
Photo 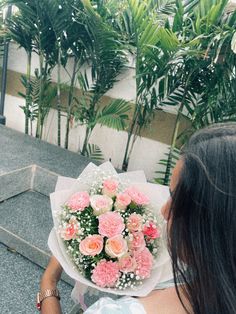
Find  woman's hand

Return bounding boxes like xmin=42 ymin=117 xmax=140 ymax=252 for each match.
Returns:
xmin=39 ymin=256 xmax=63 ymax=314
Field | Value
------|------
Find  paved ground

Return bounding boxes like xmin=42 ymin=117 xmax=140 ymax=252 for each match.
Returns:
xmin=0 ymin=243 xmax=74 ymax=314
xmin=0 ymin=125 xmax=96 ymax=313
xmin=0 ymin=125 xmax=93 ymax=177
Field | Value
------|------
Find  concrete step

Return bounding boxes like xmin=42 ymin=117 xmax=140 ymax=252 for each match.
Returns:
xmin=0 ymin=126 xmax=97 ymax=313
xmin=0 ymin=243 xmax=74 ymax=314
xmin=0 ymin=165 xmax=74 ymax=286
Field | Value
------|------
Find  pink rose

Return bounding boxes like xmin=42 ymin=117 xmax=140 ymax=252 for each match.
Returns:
xmin=66 ymin=191 xmax=90 ymax=212
xmin=91 ymin=260 xmax=120 ymax=288
xmin=133 ymin=247 xmax=153 ymax=279
xmin=118 ymin=254 xmax=137 ymax=273
xmin=90 ymin=194 xmax=113 ymax=216
xmin=60 ymin=218 xmax=79 ymax=241
xmin=125 ymin=187 xmax=149 ymax=206
xmin=79 ymin=235 xmax=104 ymax=256
xmin=127 ymin=213 xmax=143 ymax=232
xmin=143 ymin=222 xmax=160 ymax=239
xmin=129 ymin=232 xmax=146 ymax=252
xmin=114 ymin=193 xmax=131 ymax=211
xmin=98 ymin=212 xmax=125 ymax=238
xmin=102 ymin=179 xmax=119 ymax=197
xmin=105 ymin=235 xmax=128 ymax=258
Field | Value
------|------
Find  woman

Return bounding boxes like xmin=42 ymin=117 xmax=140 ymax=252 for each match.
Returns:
xmin=39 ymin=123 xmax=236 ymax=313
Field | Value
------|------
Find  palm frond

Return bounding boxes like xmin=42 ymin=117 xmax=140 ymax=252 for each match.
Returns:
xmin=154 ymin=147 xmax=180 ymax=185
xmin=96 ymin=99 xmax=131 ymax=131
xmin=84 ymin=143 xmax=104 ymax=161
xmin=80 ymin=0 xmax=127 ymax=99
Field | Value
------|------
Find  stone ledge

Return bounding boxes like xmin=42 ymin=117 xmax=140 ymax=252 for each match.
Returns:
xmin=0 ymin=164 xmax=59 ymax=202
xmin=0 ymin=165 xmax=74 ymax=286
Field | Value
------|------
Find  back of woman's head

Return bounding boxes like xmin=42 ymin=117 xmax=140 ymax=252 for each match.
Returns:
xmin=169 ymin=123 xmax=236 ymax=314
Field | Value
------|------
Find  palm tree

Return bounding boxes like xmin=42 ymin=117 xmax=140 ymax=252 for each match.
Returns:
xmin=3 ymin=0 xmax=71 ymax=140
xmin=62 ymin=0 xmax=92 ymax=149
xmin=43 ymin=0 xmax=72 ymax=146
xmin=155 ymin=0 xmax=236 ymax=184
xmin=3 ymin=1 xmax=35 ymax=134
xmin=118 ymin=0 xmax=178 ymax=171
xmin=74 ymin=0 xmax=131 ymax=157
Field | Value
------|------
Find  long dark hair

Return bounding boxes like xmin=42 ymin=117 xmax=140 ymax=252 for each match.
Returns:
xmin=168 ymin=123 xmax=236 ymax=313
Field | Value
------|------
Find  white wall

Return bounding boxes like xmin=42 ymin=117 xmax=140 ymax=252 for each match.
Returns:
xmin=5 ymin=43 xmax=170 ymax=180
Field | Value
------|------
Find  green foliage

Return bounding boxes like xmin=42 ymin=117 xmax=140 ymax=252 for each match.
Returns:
xmin=154 ymin=0 xmax=236 ymax=184
xmin=96 ymin=99 xmax=131 ymax=131
xmin=2 ymin=0 xmax=236 ymax=177
xmin=0 ymin=8 xmax=6 ymax=58
xmin=72 ymin=0 xmax=130 ymax=155
xmin=19 ymin=70 xmax=57 ymax=137
xmin=83 ymin=143 xmax=104 ymax=161
xmin=154 ymin=147 xmax=180 ymax=185
xmin=120 ymin=0 xmax=179 ymax=171
xmin=81 ymin=0 xmax=127 ymax=99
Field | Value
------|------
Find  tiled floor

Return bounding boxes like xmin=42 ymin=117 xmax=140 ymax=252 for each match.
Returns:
xmin=0 ymin=190 xmax=51 ymax=253
xmin=0 ymin=243 xmax=74 ymax=314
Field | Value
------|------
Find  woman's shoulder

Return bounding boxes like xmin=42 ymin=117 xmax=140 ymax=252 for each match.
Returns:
xmin=139 ymin=287 xmax=188 ymax=314
xmin=84 ymin=296 xmax=146 ymax=314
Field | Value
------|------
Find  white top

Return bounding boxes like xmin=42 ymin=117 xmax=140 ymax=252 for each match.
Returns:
xmin=83 ymin=278 xmax=176 ymax=313
xmin=84 ymin=297 xmax=146 ymax=314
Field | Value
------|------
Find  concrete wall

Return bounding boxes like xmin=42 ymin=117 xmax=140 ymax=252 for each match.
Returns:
xmin=4 ymin=43 xmax=189 ymax=180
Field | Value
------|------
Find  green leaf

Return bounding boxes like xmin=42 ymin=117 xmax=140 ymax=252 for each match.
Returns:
xmin=84 ymin=143 xmax=104 ymax=161
xmin=96 ymin=99 xmax=131 ymax=131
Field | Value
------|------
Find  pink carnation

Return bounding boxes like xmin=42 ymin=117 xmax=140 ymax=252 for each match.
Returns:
xmin=66 ymin=191 xmax=90 ymax=212
xmin=127 ymin=213 xmax=143 ymax=232
xmin=133 ymin=247 xmax=153 ymax=279
xmin=118 ymin=254 xmax=137 ymax=273
xmin=102 ymin=179 xmax=119 ymax=197
xmin=60 ymin=218 xmax=79 ymax=241
xmin=143 ymin=222 xmax=160 ymax=239
xmin=79 ymin=235 xmax=104 ymax=256
xmin=98 ymin=212 xmax=125 ymax=238
xmin=91 ymin=260 xmax=120 ymax=288
xmin=125 ymin=187 xmax=149 ymax=206
xmin=129 ymin=232 xmax=146 ymax=252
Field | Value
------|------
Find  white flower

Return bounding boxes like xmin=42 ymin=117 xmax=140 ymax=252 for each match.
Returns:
xmin=90 ymin=194 xmax=113 ymax=216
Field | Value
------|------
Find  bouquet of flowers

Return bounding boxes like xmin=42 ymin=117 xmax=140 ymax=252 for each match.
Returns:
xmin=48 ymin=162 xmax=172 ymax=302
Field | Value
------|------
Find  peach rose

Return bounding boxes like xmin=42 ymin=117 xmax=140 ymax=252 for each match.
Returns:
xmin=102 ymin=179 xmax=119 ymax=197
xmin=66 ymin=191 xmax=90 ymax=212
xmin=90 ymin=194 xmax=113 ymax=216
xmin=114 ymin=193 xmax=131 ymax=211
xmin=105 ymin=235 xmax=128 ymax=258
xmin=98 ymin=212 xmax=125 ymax=238
xmin=79 ymin=235 xmax=104 ymax=256
xmin=60 ymin=217 xmax=79 ymax=241
xmin=118 ymin=254 xmax=137 ymax=273
xmin=127 ymin=213 xmax=143 ymax=232
xmin=125 ymin=187 xmax=149 ymax=206
xmin=129 ymin=232 xmax=146 ymax=252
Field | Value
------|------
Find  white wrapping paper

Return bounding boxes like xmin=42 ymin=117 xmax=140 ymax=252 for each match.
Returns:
xmin=48 ymin=162 xmax=173 ymax=306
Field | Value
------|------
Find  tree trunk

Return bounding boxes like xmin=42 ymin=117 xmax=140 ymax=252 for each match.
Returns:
xmin=81 ymin=126 xmax=91 ymax=156
xmin=65 ymin=57 xmax=77 ymax=149
xmin=163 ymin=102 xmax=184 ymax=185
xmin=57 ymin=48 xmax=62 ymax=147
xmin=36 ymin=52 xmax=44 ymax=138
xmin=25 ymin=52 xmax=32 ymax=135
xmin=122 ymin=113 xmax=138 ymax=171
